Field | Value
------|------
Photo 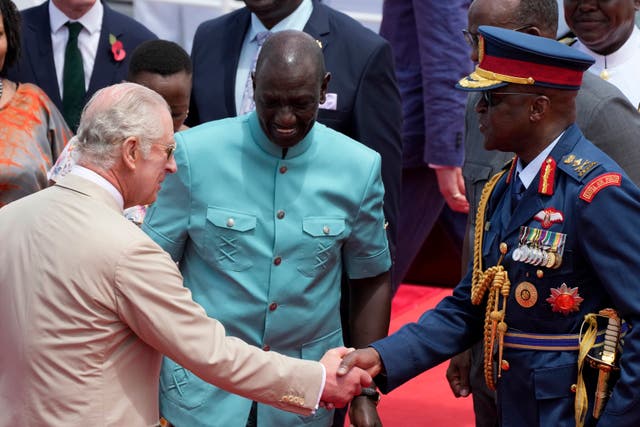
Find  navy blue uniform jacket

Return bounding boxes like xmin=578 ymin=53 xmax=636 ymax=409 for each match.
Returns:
xmin=372 ymin=124 xmax=640 ymax=427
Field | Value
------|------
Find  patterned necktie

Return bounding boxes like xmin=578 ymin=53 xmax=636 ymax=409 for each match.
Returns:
xmin=239 ymin=31 xmax=272 ymax=115
xmin=62 ymin=21 xmax=86 ymax=132
xmin=511 ymin=173 xmax=525 ymax=212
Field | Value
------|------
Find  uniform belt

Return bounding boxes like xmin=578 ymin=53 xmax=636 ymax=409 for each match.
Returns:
xmin=504 ymin=322 xmax=628 ymax=351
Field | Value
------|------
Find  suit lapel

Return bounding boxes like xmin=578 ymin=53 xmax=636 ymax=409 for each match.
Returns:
xmin=223 ymin=10 xmax=251 ymax=116
xmin=505 ymin=183 xmax=544 ymax=236
xmin=26 ymin=3 xmax=62 ymax=107
xmin=303 ymin=1 xmax=330 ymax=52
xmin=87 ymin=4 xmax=120 ymax=102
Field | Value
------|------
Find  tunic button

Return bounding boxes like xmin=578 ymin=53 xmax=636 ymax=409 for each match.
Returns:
xmin=269 ymin=302 xmax=278 ymax=311
xmin=322 ymin=225 xmax=330 ymax=235
xmin=226 ymin=217 xmax=235 ymax=227
xmin=277 ymin=210 xmax=285 ymax=219
xmin=274 ymin=257 xmax=282 ymax=266
xmin=279 ymin=165 xmax=288 ymax=174
xmin=263 ymin=344 xmax=271 ymax=351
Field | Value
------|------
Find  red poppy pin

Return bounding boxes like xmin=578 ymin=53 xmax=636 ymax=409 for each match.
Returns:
xmin=109 ymin=34 xmax=126 ymax=62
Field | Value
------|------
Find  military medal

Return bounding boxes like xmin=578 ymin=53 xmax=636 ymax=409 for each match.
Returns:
xmin=546 ymin=283 xmax=583 ymax=315
xmin=546 ymin=252 xmax=556 ymax=268
xmin=512 ymin=247 xmax=522 ymax=262
xmin=515 ymin=281 xmax=538 ymax=308
xmin=553 ymin=254 xmax=563 ymax=269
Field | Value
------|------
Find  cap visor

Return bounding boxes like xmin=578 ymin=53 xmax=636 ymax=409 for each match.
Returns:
xmin=455 ymin=71 xmax=508 ymax=91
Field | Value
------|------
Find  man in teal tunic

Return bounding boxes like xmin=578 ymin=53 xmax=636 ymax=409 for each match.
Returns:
xmin=143 ymin=30 xmax=391 ymax=427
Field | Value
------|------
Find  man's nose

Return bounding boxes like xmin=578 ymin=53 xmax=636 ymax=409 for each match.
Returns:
xmin=166 ymin=155 xmax=178 ymax=174
xmin=475 ymin=93 xmax=488 ymax=113
xmin=275 ymin=106 xmax=296 ymax=125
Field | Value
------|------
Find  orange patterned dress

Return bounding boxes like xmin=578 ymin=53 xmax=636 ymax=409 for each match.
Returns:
xmin=0 ymin=83 xmax=71 ymax=207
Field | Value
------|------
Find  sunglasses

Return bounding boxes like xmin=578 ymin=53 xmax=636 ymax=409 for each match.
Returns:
xmin=481 ymin=92 xmax=541 ymax=107
xmin=462 ymin=25 xmax=535 ymax=50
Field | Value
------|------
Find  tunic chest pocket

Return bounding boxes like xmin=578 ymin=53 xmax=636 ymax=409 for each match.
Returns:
xmin=205 ymin=206 xmax=257 ymax=272
xmin=297 ymin=217 xmax=345 ymax=277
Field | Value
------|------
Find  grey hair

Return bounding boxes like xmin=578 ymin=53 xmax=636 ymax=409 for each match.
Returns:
xmin=75 ymin=82 xmax=169 ymax=168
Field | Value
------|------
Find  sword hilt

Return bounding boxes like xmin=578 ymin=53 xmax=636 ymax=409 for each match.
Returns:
xmin=587 ymin=309 xmax=621 ymax=419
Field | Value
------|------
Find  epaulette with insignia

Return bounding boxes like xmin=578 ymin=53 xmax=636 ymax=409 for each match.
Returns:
xmin=579 ymin=173 xmax=622 ymax=203
xmin=559 ymin=153 xmax=599 ymax=180
xmin=557 ymin=32 xmax=577 ymax=46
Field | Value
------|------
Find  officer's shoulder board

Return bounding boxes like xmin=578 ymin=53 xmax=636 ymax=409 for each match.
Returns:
xmin=558 ymin=153 xmax=622 ymax=202
xmin=557 ymin=32 xmax=578 ymax=47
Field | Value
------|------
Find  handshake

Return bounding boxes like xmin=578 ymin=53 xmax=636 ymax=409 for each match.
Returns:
xmin=318 ymin=346 xmax=383 ymax=408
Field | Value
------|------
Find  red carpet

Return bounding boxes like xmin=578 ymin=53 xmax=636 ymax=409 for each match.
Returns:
xmin=347 ymin=284 xmax=475 ymax=426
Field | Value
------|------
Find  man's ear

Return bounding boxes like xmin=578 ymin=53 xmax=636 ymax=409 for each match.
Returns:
xmin=319 ymin=72 xmax=331 ymax=104
xmin=121 ymin=137 xmax=138 ymax=170
xmin=530 ymin=95 xmax=550 ymax=122
xmin=522 ymin=26 xmax=542 ymax=37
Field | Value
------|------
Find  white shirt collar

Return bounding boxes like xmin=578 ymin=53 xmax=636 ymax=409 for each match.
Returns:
xmin=248 ymin=0 xmax=313 ymax=38
xmin=574 ymin=26 xmax=640 ymax=69
xmin=69 ymin=165 xmax=124 ymax=210
xmin=516 ymin=131 xmax=564 ymax=189
xmin=49 ymin=0 xmax=103 ymax=35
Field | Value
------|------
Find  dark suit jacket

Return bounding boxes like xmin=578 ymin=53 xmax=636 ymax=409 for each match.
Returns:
xmin=187 ymin=0 xmax=402 ymax=251
xmin=8 ymin=0 xmax=156 ymax=113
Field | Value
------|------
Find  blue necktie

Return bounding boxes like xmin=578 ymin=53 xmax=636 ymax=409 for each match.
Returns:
xmin=511 ymin=173 xmax=525 ymax=212
xmin=239 ymin=31 xmax=272 ymax=115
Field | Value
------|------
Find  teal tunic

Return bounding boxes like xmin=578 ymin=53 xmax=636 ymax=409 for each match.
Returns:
xmin=143 ymin=112 xmax=391 ymax=427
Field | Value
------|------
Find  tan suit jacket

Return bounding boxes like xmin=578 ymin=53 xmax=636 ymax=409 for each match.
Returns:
xmin=0 ymin=174 xmax=323 ymax=427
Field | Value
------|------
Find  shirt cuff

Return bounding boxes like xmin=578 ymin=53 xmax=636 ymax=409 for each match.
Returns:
xmin=313 ymin=363 xmax=327 ymax=414
xmin=428 ymin=164 xmax=456 ymax=169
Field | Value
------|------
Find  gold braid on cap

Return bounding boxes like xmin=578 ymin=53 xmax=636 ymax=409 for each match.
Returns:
xmin=471 ymin=169 xmax=511 ymax=391
xmin=474 ymin=67 xmax=535 ymax=86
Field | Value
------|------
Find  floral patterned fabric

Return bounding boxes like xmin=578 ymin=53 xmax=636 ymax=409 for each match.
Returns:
xmin=0 ymin=83 xmax=71 ymax=207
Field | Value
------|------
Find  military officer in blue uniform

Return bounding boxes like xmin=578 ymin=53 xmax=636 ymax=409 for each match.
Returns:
xmin=143 ymin=31 xmax=391 ymax=427
xmin=340 ymin=26 xmax=640 ymax=427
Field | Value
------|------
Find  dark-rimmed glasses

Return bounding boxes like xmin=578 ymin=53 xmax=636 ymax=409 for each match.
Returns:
xmin=481 ymin=91 xmax=541 ymax=107
xmin=462 ymin=25 xmax=535 ymax=50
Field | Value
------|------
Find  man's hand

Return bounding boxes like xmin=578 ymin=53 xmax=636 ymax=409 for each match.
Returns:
xmin=337 ymin=347 xmax=383 ymax=378
xmin=445 ymin=350 xmax=471 ymax=398
xmin=348 ymin=396 xmax=382 ymax=427
xmin=320 ymin=347 xmax=372 ymax=408
xmin=435 ymin=166 xmax=469 ymax=213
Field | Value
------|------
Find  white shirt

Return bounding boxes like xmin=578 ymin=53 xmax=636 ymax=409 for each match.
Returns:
xmin=49 ymin=0 xmax=103 ymax=98
xmin=516 ymin=132 xmax=563 ymax=189
xmin=69 ymin=165 xmax=124 ymax=210
xmin=234 ymin=0 xmax=313 ymax=113
xmin=573 ymin=26 xmax=640 ymax=110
